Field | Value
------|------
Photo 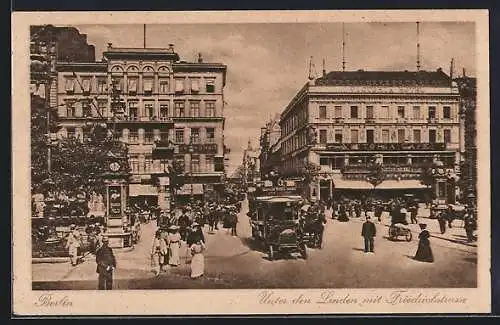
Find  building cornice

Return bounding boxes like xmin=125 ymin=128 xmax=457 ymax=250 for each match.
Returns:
xmin=103 ymin=49 xmax=180 ymax=61
xmin=280 ymin=82 xmax=310 ymax=121
xmin=56 ymin=61 xmax=107 ymax=72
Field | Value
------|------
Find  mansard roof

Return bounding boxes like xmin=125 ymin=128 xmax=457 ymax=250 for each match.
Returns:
xmin=314 ymin=69 xmax=452 ymax=87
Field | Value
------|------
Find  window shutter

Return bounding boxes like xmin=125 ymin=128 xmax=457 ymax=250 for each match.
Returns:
xmin=58 ymin=105 xmax=67 ymax=117
xmin=175 ymin=79 xmax=184 ymax=92
xmin=75 ymin=103 xmax=83 ymax=117
xmin=191 ymin=79 xmax=199 ymax=92
xmin=65 ymin=78 xmax=74 ymax=92
xmin=128 ymin=78 xmax=137 ymax=92
xmin=143 ymin=79 xmax=153 ymax=92
xmin=82 ymin=79 xmax=91 ymax=92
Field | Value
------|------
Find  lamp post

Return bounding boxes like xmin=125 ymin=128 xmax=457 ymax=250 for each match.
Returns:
xmin=188 ymin=138 xmax=194 ymax=197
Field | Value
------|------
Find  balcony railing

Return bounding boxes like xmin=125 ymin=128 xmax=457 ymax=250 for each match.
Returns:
xmin=112 ymin=116 xmax=174 ymax=123
xmin=324 ymin=142 xmax=447 ymax=151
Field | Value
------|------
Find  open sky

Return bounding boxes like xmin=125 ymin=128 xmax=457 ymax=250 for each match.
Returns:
xmin=74 ymin=22 xmax=475 ymax=175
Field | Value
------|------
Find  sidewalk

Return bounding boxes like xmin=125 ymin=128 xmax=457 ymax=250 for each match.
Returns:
xmin=327 ymin=206 xmax=477 ymax=249
xmin=32 ymin=218 xmax=251 ymax=285
xmin=33 ymin=220 xmax=158 ymax=283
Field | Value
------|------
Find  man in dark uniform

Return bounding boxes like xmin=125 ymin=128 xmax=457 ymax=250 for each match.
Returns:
xmin=96 ymin=237 xmax=116 ymax=290
xmin=361 ymin=216 xmax=376 ymax=253
xmin=437 ymin=211 xmax=447 ymax=234
xmin=375 ymin=203 xmax=383 ymax=222
xmin=464 ymin=210 xmax=477 ymax=242
xmin=178 ymin=210 xmax=190 ymax=242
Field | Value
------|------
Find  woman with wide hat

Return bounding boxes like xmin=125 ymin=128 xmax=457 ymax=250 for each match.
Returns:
xmin=167 ymin=225 xmax=181 ymax=266
xmin=414 ymin=223 xmax=434 ymax=263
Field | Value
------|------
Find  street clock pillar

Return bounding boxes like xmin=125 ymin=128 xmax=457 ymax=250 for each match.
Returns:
xmin=103 ymin=155 xmax=132 ymax=248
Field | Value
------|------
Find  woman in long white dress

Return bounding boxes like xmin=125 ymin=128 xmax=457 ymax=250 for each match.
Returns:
xmin=151 ymin=230 xmax=167 ymax=276
xmin=188 ymin=223 xmax=206 ymax=278
xmin=167 ymin=225 xmax=181 ymax=267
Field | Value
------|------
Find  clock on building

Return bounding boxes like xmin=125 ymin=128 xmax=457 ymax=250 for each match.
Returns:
xmin=109 ymin=161 xmax=121 ymax=172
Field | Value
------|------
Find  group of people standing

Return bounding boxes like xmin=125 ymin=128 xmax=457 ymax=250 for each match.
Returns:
xmin=151 ymin=220 xmax=206 ymax=279
xmin=436 ymin=205 xmax=477 ymax=242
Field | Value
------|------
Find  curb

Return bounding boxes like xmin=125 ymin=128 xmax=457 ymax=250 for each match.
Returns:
xmin=32 ymin=246 xmax=135 ymax=264
xmin=32 ymin=257 xmax=69 ymax=264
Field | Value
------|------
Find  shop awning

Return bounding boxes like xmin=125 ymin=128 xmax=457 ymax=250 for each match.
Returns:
xmin=177 ymin=184 xmax=204 ymax=195
xmin=129 ymin=184 xmax=158 ymax=197
xmin=376 ymin=180 xmax=427 ymax=190
xmin=333 ymin=179 xmax=374 ymax=190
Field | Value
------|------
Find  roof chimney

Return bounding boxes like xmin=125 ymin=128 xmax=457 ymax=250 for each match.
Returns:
xmin=198 ymin=52 xmax=203 ymax=63
xmin=463 ymin=67 xmax=466 ymax=77
xmin=322 ymin=58 xmax=326 ymax=77
xmin=168 ymin=43 xmax=175 ymax=52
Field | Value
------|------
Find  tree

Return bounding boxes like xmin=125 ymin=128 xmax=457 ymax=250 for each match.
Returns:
xmin=167 ymin=159 xmax=186 ymax=193
xmin=299 ymin=162 xmax=321 ymax=199
xmin=33 ymin=121 xmax=129 ymax=198
xmin=366 ymin=162 xmax=384 ymax=188
xmin=31 ymin=95 xmax=58 ymax=194
xmin=419 ymin=161 xmax=435 ymax=188
xmin=300 ymin=162 xmax=321 ymax=184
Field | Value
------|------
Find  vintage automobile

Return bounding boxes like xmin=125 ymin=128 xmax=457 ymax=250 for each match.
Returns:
xmin=248 ymin=195 xmax=307 ymax=260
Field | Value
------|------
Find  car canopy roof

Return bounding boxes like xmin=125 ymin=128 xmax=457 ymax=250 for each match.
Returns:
xmin=255 ymin=196 xmax=303 ymax=203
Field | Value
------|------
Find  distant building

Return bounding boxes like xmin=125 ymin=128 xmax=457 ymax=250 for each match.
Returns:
xmin=259 ymin=114 xmax=281 ymax=178
xmin=278 ymin=69 xmax=463 ymax=203
xmin=242 ymin=140 xmax=260 ymax=186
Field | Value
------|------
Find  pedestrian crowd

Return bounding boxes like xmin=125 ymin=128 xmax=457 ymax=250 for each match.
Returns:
xmin=149 ymin=199 xmax=242 ymax=279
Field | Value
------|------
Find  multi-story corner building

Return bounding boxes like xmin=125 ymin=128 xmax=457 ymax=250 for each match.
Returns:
xmin=279 ymin=69 xmax=463 ymax=203
xmin=55 ymin=44 xmax=228 ymax=207
xmin=259 ymin=114 xmax=282 ymax=177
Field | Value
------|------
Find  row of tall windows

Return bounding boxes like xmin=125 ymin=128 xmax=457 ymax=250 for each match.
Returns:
xmin=174 ymin=127 xmax=216 ymax=144
xmin=64 ymin=76 xmax=218 ymax=95
xmin=316 ymin=128 xmax=453 ymax=144
xmin=123 ymin=100 xmax=217 ymax=119
xmin=129 ymin=155 xmax=216 ymax=174
xmin=317 ymin=105 xmax=453 ymax=119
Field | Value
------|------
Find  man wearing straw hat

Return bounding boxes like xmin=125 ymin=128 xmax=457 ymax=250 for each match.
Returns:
xmin=96 ymin=236 xmax=116 ymax=290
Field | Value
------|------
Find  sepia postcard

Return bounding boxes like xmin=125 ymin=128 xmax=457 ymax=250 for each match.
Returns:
xmin=12 ymin=10 xmax=490 ymax=315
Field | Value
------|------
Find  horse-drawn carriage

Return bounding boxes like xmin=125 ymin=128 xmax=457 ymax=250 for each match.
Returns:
xmin=388 ymin=207 xmax=413 ymax=241
xmin=299 ymin=205 xmax=326 ymax=249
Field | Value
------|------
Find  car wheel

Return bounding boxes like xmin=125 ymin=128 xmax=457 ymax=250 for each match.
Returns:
xmin=300 ymin=245 xmax=308 ymax=259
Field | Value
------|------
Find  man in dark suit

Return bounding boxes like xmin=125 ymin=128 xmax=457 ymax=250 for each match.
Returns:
xmin=96 ymin=236 xmax=116 ymax=290
xmin=361 ymin=216 xmax=376 ymax=253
